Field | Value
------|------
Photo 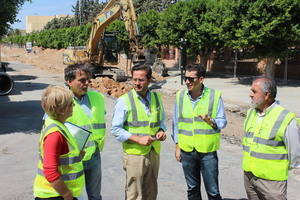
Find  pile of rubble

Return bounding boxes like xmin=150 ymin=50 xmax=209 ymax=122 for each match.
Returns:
xmin=90 ymin=77 xmax=133 ymax=98
xmin=90 ymin=72 xmax=165 ymax=98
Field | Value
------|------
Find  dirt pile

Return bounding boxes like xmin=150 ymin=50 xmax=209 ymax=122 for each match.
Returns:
xmin=1 ymin=45 xmax=65 ymax=73
xmin=90 ymin=77 xmax=133 ymax=98
xmin=1 ymin=45 xmax=167 ymax=97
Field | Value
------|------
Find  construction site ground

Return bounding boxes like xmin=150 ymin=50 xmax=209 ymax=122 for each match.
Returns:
xmin=0 ymin=46 xmax=300 ymax=200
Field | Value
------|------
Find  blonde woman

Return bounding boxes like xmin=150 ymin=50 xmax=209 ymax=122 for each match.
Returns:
xmin=33 ymin=86 xmax=84 ymax=200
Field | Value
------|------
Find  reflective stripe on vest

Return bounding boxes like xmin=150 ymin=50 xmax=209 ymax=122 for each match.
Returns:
xmin=123 ymin=90 xmax=162 ymax=155
xmin=37 ymin=168 xmax=84 ymax=181
xmin=177 ymin=88 xmax=221 ymax=153
xmin=33 ymin=119 xmax=84 ymax=198
xmin=242 ymin=105 xmax=295 ymax=181
xmin=39 ymin=155 xmax=82 ymax=165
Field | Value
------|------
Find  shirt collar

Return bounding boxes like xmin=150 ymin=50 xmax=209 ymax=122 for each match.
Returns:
xmin=187 ymin=85 xmax=206 ymax=101
xmin=74 ymin=93 xmax=87 ymax=103
xmin=136 ymin=89 xmax=151 ymax=101
xmin=256 ymin=101 xmax=278 ymax=117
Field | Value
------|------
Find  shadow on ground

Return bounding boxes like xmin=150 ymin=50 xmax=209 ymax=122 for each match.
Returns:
xmin=223 ymin=198 xmax=247 ymax=200
xmin=0 ymin=73 xmax=48 ymax=134
xmin=0 ymin=100 xmax=43 ymax=134
xmin=9 ymin=81 xmax=48 ymax=96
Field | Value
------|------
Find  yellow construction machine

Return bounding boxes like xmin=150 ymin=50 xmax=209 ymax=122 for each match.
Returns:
xmin=63 ymin=0 xmax=143 ymax=81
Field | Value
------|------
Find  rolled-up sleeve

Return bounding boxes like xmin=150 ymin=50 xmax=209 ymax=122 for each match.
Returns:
xmin=284 ymin=119 xmax=300 ymax=169
xmin=110 ymin=98 xmax=132 ymax=142
xmin=213 ymin=97 xmax=227 ymax=130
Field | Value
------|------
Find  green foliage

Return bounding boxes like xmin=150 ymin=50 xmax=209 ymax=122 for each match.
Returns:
xmin=3 ymin=24 xmax=92 ymax=49
xmin=137 ymin=10 xmax=160 ymax=48
xmin=44 ymin=16 xmax=75 ymax=30
xmin=158 ymin=0 xmax=223 ymax=57
xmin=133 ymin=0 xmax=175 ymax=14
xmin=221 ymin=0 xmax=300 ymax=58
xmin=72 ymin=0 xmax=106 ymax=26
xmin=0 ymin=0 xmax=31 ymax=36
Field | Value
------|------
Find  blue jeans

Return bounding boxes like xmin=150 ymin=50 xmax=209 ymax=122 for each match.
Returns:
xmin=181 ymin=150 xmax=221 ymax=200
xmin=83 ymin=151 xmax=102 ymax=200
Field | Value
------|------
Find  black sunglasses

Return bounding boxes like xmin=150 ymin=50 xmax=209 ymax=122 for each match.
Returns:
xmin=183 ymin=76 xmax=199 ymax=83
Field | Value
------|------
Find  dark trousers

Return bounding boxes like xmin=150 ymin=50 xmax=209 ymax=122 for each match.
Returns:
xmin=181 ymin=150 xmax=222 ymax=200
xmin=83 ymin=150 xmax=102 ymax=200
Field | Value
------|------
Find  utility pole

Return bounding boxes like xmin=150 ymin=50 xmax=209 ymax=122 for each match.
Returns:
xmin=233 ymin=50 xmax=237 ymax=78
xmin=284 ymin=56 xmax=288 ymax=84
xmin=180 ymin=38 xmax=187 ymax=85
xmin=79 ymin=0 xmax=82 ymax=25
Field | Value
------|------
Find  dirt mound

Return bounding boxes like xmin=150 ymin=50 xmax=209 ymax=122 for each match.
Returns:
xmin=1 ymin=45 xmax=166 ymax=97
xmin=90 ymin=77 xmax=133 ymax=98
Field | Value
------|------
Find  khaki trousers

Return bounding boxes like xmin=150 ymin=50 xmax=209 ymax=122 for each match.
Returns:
xmin=123 ymin=149 xmax=160 ymax=200
xmin=244 ymin=171 xmax=287 ymax=200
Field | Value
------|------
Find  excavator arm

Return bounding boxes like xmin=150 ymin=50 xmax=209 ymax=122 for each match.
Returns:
xmin=63 ymin=0 xmax=143 ymax=81
xmin=87 ymin=0 xmax=140 ymax=65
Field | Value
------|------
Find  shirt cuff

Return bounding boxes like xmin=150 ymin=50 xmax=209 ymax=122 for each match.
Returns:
xmin=119 ymin=132 xmax=132 ymax=143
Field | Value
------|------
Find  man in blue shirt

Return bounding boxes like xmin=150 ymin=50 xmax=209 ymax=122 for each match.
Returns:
xmin=172 ymin=64 xmax=227 ymax=200
xmin=111 ymin=64 xmax=167 ymax=200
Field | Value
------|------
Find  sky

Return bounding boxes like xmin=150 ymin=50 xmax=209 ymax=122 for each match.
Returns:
xmin=12 ymin=0 xmax=77 ymax=30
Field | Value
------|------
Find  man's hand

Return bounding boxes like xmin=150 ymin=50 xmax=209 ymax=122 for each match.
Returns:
xmin=199 ymin=114 xmax=217 ymax=129
xmin=138 ymin=136 xmax=155 ymax=146
xmin=175 ymin=144 xmax=181 ymax=162
xmin=155 ymin=130 xmax=167 ymax=141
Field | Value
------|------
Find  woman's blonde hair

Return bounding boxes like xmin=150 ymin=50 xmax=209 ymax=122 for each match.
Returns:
xmin=41 ymin=85 xmax=73 ymax=120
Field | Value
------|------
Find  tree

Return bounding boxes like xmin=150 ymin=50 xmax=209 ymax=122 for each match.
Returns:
xmin=157 ymin=0 xmax=224 ymax=69
xmin=134 ymin=0 xmax=175 ymax=14
xmin=0 ymin=0 xmax=31 ymax=36
xmin=72 ymin=0 xmax=106 ymax=26
xmin=221 ymin=0 xmax=300 ymax=79
xmin=137 ymin=10 xmax=160 ymax=49
xmin=44 ymin=16 xmax=75 ymax=30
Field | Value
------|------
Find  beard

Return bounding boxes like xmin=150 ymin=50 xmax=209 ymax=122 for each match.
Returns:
xmin=250 ymin=98 xmax=264 ymax=109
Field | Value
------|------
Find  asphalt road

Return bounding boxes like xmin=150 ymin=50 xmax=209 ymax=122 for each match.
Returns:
xmin=0 ymin=62 xmax=299 ymax=200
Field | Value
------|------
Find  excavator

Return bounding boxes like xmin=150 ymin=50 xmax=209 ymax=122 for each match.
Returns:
xmin=63 ymin=0 xmax=143 ymax=81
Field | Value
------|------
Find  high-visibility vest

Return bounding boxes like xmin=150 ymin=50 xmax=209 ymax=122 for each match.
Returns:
xmin=176 ymin=88 xmax=221 ymax=153
xmin=296 ymin=118 xmax=300 ymax=125
xmin=33 ymin=118 xmax=84 ymax=198
xmin=242 ymin=105 xmax=295 ymax=181
xmin=122 ymin=89 xmax=163 ymax=155
xmin=67 ymin=91 xmax=106 ymax=161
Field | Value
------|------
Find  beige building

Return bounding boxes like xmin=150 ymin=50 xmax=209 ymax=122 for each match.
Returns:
xmin=25 ymin=15 xmax=71 ymax=33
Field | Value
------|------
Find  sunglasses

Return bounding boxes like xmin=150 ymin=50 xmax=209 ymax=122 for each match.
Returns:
xmin=183 ymin=76 xmax=199 ymax=83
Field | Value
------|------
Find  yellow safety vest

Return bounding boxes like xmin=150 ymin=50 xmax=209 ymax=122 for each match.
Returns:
xmin=176 ymin=88 xmax=221 ymax=153
xmin=242 ymin=105 xmax=295 ymax=181
xmin=33 ymin=118 xmax=84 ymax=198
xmin=67 ymin=91 xmax=106 ymax=161
xmin=122 ymin=89 xmax=163 ymax=155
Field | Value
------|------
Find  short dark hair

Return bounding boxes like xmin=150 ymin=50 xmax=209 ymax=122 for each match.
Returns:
xmin=64 ymin=63 xmax=92 ymax=82
xmin=186 ymin=64 xmax=206 ymax=77
xmin=131 ymin=63 xmax=152 ymax=80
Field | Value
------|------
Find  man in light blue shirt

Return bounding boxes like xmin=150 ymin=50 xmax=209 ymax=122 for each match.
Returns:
xmin=111 ymin=64 xmax=167 ymax=200
xmin=172 ymin=64 xmax=227 ymax=200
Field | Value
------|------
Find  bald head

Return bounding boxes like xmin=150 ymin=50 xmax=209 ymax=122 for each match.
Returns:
xmin=253 ymin=77 xmax=277 ymax=100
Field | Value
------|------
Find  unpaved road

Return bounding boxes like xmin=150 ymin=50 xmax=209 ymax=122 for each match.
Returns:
xmin=0 ymin=62 xmax=299 ymax=200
